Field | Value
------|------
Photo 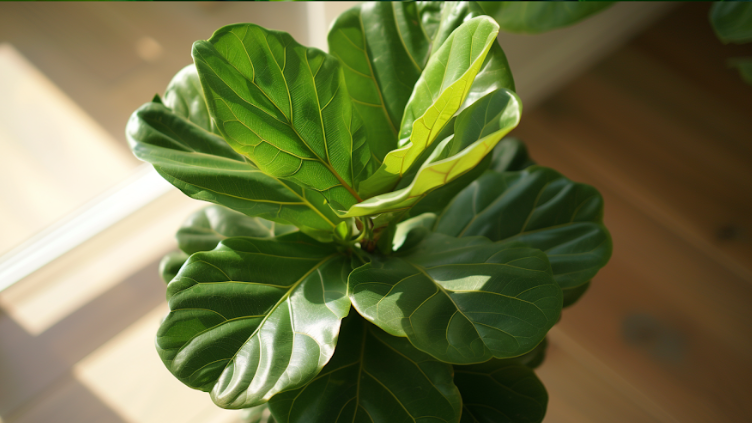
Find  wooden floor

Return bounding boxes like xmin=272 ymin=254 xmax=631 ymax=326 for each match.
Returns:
xmin=517 ymin=4 xmax=752 ymax=422
xmin=1 ymin=3 xmax=751 ymax=423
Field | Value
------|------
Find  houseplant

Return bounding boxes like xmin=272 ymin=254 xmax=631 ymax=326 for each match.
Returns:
xmin=126 ymin=2 xmax=613 ymax=422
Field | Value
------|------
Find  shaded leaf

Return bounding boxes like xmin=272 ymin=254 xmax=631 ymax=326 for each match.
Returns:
xmin=710 ymin=3 xmax=752 ymax=44
xmin=241 ymin=404 xmax=276 ymax=423
xmin=729 ymin=57 xmax=752 ymax=85
xmin=349 ymin=233 xmax=561 ymax=364
xmin=346 ymin=88 xmax=521 ymax=217
xmin=475 ymin=2 xmax=613 ymax=34
xmin=269 ymin=313 xmax=462 ymax=423
xmin=489 ymin=138 xmax=535 ymax=173
xmin=391 ymin=212 xmax=437 ymax=253
xmin=177 ymin=205 xmax=297 ymax=255
xmin=358 ymin=16 xmax=501 ymax=199
xmin=193 ymin=24 xmax=373 ymax=211
xmin=455 ymin=361 xmax=547 ymax=423
xmin=162 ymin=64 xmax=218 ymax=134
xmin=159 ymin=250 xmax=189 ymax=284
xmin=563 ymin=281 xmax=591 ymax=309
xmin=126 ymin=101 xmax=342 ymax=242
xmin=434 ymin=167 xmax=612 ymax=300
xmin=156 ymin=235 xmax=351 ymax=408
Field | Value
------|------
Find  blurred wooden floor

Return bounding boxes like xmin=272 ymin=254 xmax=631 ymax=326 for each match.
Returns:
xmin=519 ymin=4 xmax=752 ymax=423
xmin=1 ymin=3 xmax=751 ymax=423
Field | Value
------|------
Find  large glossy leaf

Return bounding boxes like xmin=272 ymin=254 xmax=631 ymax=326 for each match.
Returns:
xmin=475 ymin=2 xmax=613 ymax=34
xmin=127 ymin=100 xmax=342 ymax=242
xmin=193 ymin=24 xmax=373 ymax=211
xmin=327 ymin=2 xmax=438 ymax=162
xmin=434 ymin=167 xmax=612 ymax=303
xmin=328 ymin=2 xmax=514 ymax=166
xmin=358 ymin=16 xmax=501 ymax=199
xmin=156 ymin=235 xmax=351 ymax=408
xmin=268 ymin=313 xmax=462 ymax=423
xmin=710 ymin=3 xmax=752 ymax=44
xmin=349 ymin=233 xmax=561 ymax=364
xmin=346 ymin=88 xmax=521 ymax=217
xmin=455 ymin=360 xmax=548 ymax=423
xmin=177 ymin=205 xmax=296 ymax=255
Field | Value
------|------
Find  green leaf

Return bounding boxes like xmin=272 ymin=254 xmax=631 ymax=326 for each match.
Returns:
xmin=159 ymin=250 xmax=189 ymax=284
xmin=563 ymin=281 xmax=591 ymax=309
xmin=268 ymin=313 xmax=462 ymax=423
xmin=710 ymin=3 xmax=752 ymax=44
xmin=434 ymin=167 xmax=612 ymax=301
xmin=475 ymin=2 xmax=613 ymax=34
xmin=729 ymin=57 xmax=752 ymax=85
xmin=127 ymin=100 xmax=342 ymax=242
xmin=177 ymin=205 xmax=297 ymax=255
xmin=155 ymin=235 xmax=351 ymax=408
xmin=162 ymin=64 xmax=218 ymax=134
xmin=489 ymin=137 xmax=535 ymax=173
xmin=349 ymin=233 xmax=561 ymax=364
xmin=241 ymin=404 xmax=276 ymax=423
xmin=345 ymin=88 xmax=521 ymax=217
xmin=391 ymin=212 xmax=437 ymax=253
xmin=328 ymin=2 xmax=514 ymax=167
xmin=192 ymin=24 xmax=373 ymax=211
xmin=327 ymin=3 xmax=436 ymax=162
xmin=455 ymin=361 xmax=548 ymax=423
xmin=358 ymin=16 xmax=502 ymax=199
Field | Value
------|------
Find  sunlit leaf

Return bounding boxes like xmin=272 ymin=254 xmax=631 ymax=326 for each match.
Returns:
xmin=127 ymin=100 xmax=342 ymax=242
xmin=349 ymin=233 xmax=561 ymax=364
xmin=193 ymin=24 xmax=374 ymax=211
xmin=269 ymin=313 xmax=462 ymax=423
xmin=346 ymin=88 xmax=521 ymax=217
xmin=156 ymin=235 xmax=351 ymax=408
xmin=358 ymin=16 xmax=501 ymax=199
xmin=162 ymin=64 xmax=218 ymax=134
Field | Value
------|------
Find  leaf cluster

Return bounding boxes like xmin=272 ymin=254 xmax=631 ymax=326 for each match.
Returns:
xmin=127 ymin=2 xmax=612 ymax=422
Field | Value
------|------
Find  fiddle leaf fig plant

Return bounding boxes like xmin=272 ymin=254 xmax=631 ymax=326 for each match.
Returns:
xmin=128 ymin=2 xmax=613 ymax=422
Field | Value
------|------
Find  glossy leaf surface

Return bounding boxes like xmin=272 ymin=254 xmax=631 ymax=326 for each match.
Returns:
xmin=349 ymin=233 xmax=561 ymax=363
xmin=269 ymin=313 xmax=462 ymax=423
xmin=346 ymin=89 xmax=521 ymax=217
xmin=358 ymin=16 xmax=501 ymax=199
xmin=159 ymin=250 xmax=188 ymax=284
xmin=475 ymin=2 xmax=613 ymax=34
xmin=434 ymin=167 xmax=611 ymax=297
xmin=489 ymin=138 xmax=535 ymax=173
xmin=193 ymin=24 xmax=373 ymax=210
xmin=127 ymin=101 xmax=341 ymax=241
xmin=327 ymin=2 xmax=439 ymax=162
xmin=710 ymin=3 xmax=752 ymax=44
xmin=162 ymin=64 xmax=218 ymax=134
xmin=177 ymin=205 xmax=296 ymax=254
xmin=328 ymin=2 xmax=514 ymax=166
xmin=156 ymin=235 xmax=351 ymax=408
xmin=241 ymin=404 xmax=276 ymax=423
xmin=455 ymin=360 xmax=547 ymax=423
